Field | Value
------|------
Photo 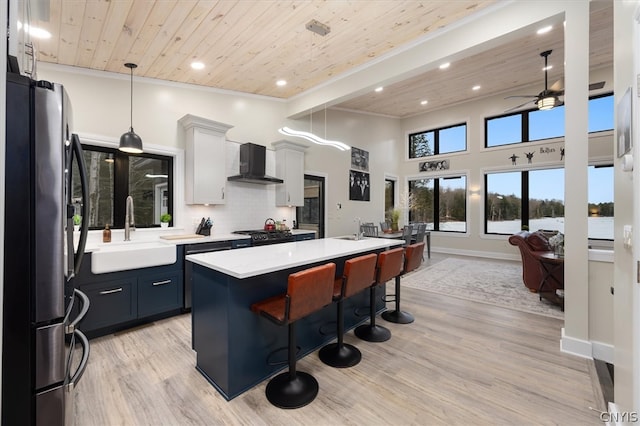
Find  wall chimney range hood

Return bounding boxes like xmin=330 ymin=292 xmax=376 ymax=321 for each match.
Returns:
xmin=227 ymin=143 xmax=284 ymax=185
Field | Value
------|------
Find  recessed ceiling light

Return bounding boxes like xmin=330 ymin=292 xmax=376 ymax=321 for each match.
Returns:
xmin=420 ymin=100 xmax=428 ymax=105
xmin=276 ymin=79 xmax=287 ymax=87
xmin=375 ymin=86 xmax=384 ymax=92
xmin=472 ymin=85 xmax=481 ymax=91
xmin=191 ymin=61 xmax=205 ymax=70
xmin=537 ymin=25 xmax=553 ymax=35
xmin=439 ymin=62 xmax=450 ymax=70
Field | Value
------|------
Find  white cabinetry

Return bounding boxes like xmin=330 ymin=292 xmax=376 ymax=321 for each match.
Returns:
xmin=273 ymin=140 xmax=307 ymax=207
xmin=179 ymin=114 xmax=233 ymax=205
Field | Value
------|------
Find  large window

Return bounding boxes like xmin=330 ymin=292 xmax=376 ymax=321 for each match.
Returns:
xmin=408 ymin=175 xmax=466 ymax=232
xmin=485 ymin=165 xmax=613 ymax=240
xmin=486 ymin=94 xmax=613 ymax=147
xmin=384 ymin=178 xmax=395 ymax=218
xmin=409 ymin=123 xmax=466 ymax=158
xmin=72 ymin=145 xmax=173 ymax=229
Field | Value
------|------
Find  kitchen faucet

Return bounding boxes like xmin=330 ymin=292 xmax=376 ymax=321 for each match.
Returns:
xmin=124 ymin=195 xmax=135 ymax=241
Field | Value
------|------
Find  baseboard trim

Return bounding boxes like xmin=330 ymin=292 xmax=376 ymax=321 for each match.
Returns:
xmin=592 ymin=341 xmax=615 ymax=364
xmin=560 ymin=329 xmax=615 ymax=364
xmin=560 ymin=327 xmax=593 ymax=359
xmin=431 ymin=247 xmax=520 ymax=262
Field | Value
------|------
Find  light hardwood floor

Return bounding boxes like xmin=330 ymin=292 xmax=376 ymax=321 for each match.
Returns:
xmin=72 ymin=256 xmax=604 ymax=425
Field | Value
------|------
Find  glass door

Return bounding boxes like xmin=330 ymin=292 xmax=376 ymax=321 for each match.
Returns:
xmin=296 ymin=174 xmax=325 ymax=238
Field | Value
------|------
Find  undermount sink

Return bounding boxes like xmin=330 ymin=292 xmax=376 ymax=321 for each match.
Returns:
xmin=91 ymin=240 xmax=176 ymax=274
xmin=334 ymin=235 xmax=369 ymax=241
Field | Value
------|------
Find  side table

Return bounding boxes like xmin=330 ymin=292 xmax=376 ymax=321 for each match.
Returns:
xmin=536 ymin=252 xmax=565 ymax=311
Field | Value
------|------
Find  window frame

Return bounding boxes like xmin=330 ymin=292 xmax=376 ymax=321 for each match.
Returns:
xmin=408 ymin=122 xmax=467 ymax=159
xmin=485 ymin=92 xmax=614 ymax=148
xmin=79 ymin=143 xmax=174 ymax=230
xmin=407 ymin=173 xmax=468 ymax=233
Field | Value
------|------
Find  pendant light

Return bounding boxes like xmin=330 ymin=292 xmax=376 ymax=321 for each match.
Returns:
xmin=119 ymin=62 xmax=143 ymax=153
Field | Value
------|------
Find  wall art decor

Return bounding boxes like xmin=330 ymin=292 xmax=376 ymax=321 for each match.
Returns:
xmin=419 ymin=159 xmax=449 ymax=172
xmin=349 ymin=170 xmax=370 ymax=201
xmin=351 ymin=147 xmax=369 ymax=171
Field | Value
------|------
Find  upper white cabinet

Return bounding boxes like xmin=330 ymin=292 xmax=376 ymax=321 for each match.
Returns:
xmin=179 ymin=114 xmax=233 ymax=205
xmin=273 ymin=140 xmax=307 ymax=207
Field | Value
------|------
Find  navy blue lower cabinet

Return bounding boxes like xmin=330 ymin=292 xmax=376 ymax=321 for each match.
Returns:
xmin=294 ymin=233 xmax=315 ymax=241
xmin=138 ymin=271 xmax=183 ymax=317
xmin=79 ymin=278 xmax=137 ymax=331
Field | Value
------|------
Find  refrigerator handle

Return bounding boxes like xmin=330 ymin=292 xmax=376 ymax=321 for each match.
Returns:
xmin=67 ymin=329 xmax=90 ymax=390
xmin=65 ymin=289 xmax=90 ymax=334
xmin=71 ymin=134 xmax=89 ymax=276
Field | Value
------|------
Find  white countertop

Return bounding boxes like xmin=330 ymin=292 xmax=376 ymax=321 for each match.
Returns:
xmin=186 ymin=237 xmax=403 ymax=279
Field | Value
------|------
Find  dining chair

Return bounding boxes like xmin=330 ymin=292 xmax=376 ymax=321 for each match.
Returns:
xmin=413 ymin=223 xmax=427 ymax=244
xmin=401 ymin=225 xmax=413 ymax=247
xmin=360 ymin=224 xmax=379 ymax=237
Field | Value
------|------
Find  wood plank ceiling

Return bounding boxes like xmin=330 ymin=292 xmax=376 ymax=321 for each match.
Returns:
xmin=29 ymin=1 xmax=612 ymax=118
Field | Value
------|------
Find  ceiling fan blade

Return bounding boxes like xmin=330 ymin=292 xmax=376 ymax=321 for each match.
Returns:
xmin=505 ymin=99 xmax=535 ymax=113
xmin=549 ymin=78 xmax=564 ymax=92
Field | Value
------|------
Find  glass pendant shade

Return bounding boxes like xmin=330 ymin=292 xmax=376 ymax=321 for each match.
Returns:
xmin=537 ymin=95 xmax=559 ymax=111
xmin=119 ymin=62 xmax=143 ymax=153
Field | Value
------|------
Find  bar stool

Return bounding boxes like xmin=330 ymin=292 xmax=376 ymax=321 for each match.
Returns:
xmin=354 ymin=247 xmax=404 ymax=342
xmin=319 ymin=253 xmax=377 ymax=368
xmin=382 ymin=242 xmax=425 ymax=324
xmin=250 ymin=262 xmax=336 ymax=409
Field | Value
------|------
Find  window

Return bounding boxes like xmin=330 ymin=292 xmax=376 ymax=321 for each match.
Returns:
xmin=72 ymin=145 xmax=173 ymax=229
xmin=409 ymin=123 xmax=466 ymax=159
xmin=588 ymin=165 xmax=614 ymax=240
xmin=408 ymin=175 xmax=466 ymax=232
xmin=484 ymin=165 xmax=613 ymax=240
xmin=486 ymin=93 xmax=613 ymax=147
xmin=384 ymin=178 xmax=395 ymax=215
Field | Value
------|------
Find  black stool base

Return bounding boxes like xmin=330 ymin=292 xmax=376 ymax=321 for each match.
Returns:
xmin=265 ymin=371 xmax=318 ymax=409
xmin=381 ymin=309 xmax=414 ymax=324
xmin=319 ymin=342 xmax=362 ymax=368
xmin=354 ymin=324 xmax=391 ymax=342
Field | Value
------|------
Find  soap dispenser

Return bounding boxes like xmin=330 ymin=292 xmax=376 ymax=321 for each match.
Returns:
xmin=103 ymin=224 xmax=111 ymax=243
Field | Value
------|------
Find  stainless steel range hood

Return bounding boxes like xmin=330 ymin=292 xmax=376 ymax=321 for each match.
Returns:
xmin=227 ymin=143 xmax=283 ymax=185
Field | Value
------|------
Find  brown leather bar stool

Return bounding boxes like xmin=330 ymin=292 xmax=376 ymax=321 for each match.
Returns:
xmin=250 ymin=262 xmax=336 ymax=409
xmin=319 ymin=253 xmax=377 ymax=368
xmin=355 ymin=247 xmax=404 ymax=342
xmin=382 ymin=242 xmax=425 ymax=324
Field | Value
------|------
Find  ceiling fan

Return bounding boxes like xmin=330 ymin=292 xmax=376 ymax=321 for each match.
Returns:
xmin=505 ymin=50 xmax=605 ymax=112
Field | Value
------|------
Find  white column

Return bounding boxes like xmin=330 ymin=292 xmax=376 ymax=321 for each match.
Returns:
xmin=561 ymin=2 xmax=590 ymax=353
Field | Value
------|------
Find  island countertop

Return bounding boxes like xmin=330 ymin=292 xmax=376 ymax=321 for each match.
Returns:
xmin=186 ymin=237 xmax=403 ymax=279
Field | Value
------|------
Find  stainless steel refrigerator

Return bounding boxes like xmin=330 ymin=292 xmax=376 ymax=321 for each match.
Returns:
xmin=3 ymin=71 xmax=91 ymax=425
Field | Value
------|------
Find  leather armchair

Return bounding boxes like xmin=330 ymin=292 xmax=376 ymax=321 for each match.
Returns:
xmin=508 ymin=231 xmax=564 ymax=292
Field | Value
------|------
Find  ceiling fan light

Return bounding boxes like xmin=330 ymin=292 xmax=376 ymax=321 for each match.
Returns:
xmin=537 ymin=95 xmax=558 ymax=110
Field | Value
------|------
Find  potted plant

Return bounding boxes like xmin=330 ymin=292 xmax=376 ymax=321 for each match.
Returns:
xmin=390 ymin=209 xmax=401 ymax=232
xmin=72 ymin=214 xmax=81 ymax=231
xmin=160 ymin=213 xmax=171 ymax=228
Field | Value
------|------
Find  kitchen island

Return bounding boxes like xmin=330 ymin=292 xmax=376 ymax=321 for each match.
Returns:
xmin=186 ymin=237 xmax=403 ymax=400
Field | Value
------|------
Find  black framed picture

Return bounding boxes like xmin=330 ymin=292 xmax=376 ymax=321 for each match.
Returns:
xmin=419 ymin=159 xmax=449 ymax=172
xmin=349 ymin=170 xmax=370 ymax=201
xmin=351 ymin=147 xmax=369 ymax=171
xmin=617 ymin=87 xmax=632 ymax=158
